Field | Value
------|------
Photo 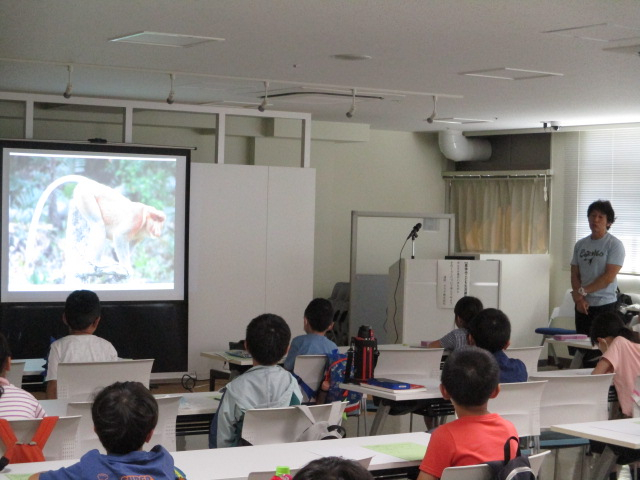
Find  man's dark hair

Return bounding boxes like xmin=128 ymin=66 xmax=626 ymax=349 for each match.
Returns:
xmin=441 ymin=346 xmax=499 ymax=407
xmin=588 ymin=200 xmax=616 ymax=229
xmin=91 ymin=381 xmax=158 ymax=454
xmin=467 ymin=308 xmax=511 ymax=353
xmin=246 ymin=314 xmax=291 ymax=365
xmin=293 ymin=456 xmax=374 ymax=480
xmin=64 ymin=290 xmax=101 ymax=331
xmin=453 ymin=296 xmax=484 ymax=328
xmin=304 ymin=298 xmax=334 ymax=332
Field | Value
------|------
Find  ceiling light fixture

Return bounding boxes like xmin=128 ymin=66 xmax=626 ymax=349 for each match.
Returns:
xmin=426 ymin=95 xmax=437 ymax=123
xmin=346 ymin=89 xmax=356 ymax=118
xmin=166 ymin=73 xmax=176 ymax=104
xmin=258 ymin=81 xmax=269 ymax=112
xmin=63 ymin=65 xmax=73 ymax=99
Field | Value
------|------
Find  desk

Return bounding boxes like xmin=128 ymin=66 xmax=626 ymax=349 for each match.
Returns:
xmin=40 ymin=391 xmax=220 ymax=437
xmin=341 ymin=376 xmax=442 ymax=435
xmin=201 ymin=351 xmax=255 ymax=391
xmin=546 ymin=339 xmax=597 ymax=369
xmin=0 ymin=431 xmax=430 ymax=480
xmin=551 ymin=418 xmax=640 ymax=480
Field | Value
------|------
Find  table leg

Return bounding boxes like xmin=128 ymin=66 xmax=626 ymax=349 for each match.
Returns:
xmin=570 ymin=350 xmax=585 ymax=369
xmin=369 ymin=403 xmax=391 ymax=435
xmin=590 ymin=446 xmax=618 ymax=480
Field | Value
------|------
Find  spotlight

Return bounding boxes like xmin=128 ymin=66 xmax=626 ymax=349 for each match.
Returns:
xmin=63 ymin=65 xmax=73 ymax=99
xmin=258 ymin=81 xmax=269 ymax=112
xmin=426 ymin=95 xmax=437 ymax=124
xmin=346 ymin=88 xmax=356 ymax=118
xmin=166 ymin=73 xmax=175 ymax=104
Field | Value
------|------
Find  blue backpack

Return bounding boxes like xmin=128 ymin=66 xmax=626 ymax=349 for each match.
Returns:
xmin=322 ymin=349 xmax=362 ymax=415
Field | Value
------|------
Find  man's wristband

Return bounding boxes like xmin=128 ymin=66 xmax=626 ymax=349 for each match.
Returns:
xmin=578 ymin=287 xmax=587 ymax=296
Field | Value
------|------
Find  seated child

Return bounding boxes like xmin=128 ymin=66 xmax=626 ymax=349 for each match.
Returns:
xmin=294 ymin=457 xmax=373 ymax=480
xmin=467 ymin=308 xmax=527 ymax=383
xmin=45 ymin=290 xmax=118 ymax=399
xmin=284 ymin=298 xmax=337 ymax=371
xmin=209 ymin=313 xmax=303 ymax=448
xmin=0 ymin=332 xmax=46 ymax=419
xmin=427 ymin=296 xmax=483 ymax=350
xmin=417 ymin=347 xmax=518 ymax=480
xmin=30 ymin=381 xmax=180 ymax=480
xmin=590 ymin=311 xmax=640 ymax=417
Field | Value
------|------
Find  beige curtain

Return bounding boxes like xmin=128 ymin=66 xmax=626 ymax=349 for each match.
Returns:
xmin=448 ymin=177 xmax=549 ymax=253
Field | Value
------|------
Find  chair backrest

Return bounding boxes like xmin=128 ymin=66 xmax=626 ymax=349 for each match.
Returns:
xmin=488 ymin=380 xmax=547 ymax=438
xmin=6 ymin=360 xmax=26 ymax=388
xmin=67 ymin=395 xmax=181 ymax=454
xmin=440 ymin=449 xmax=550 ymax=480
xmin=375 ymin=348 xmax=444 ymax=378
xmin=241 ymin=401 xmax=346 ymax=446
xmin=528 ymin=373 xmax=613 ymax=428
xmin=293 ymin=355 xmax=327 ymax=403
xmin=0 ymin=416 xmax=81 ymax=461
xmin=57 ymin=359 xmax=154 ymax=400
xmin=506 ymin=346 xmax=543 ymax=376
xmin=550 ymin=289 xmax=575 ymax=324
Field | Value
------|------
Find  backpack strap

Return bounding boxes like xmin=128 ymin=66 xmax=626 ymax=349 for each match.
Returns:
xmin=31 ymin=416 xmax=59 ymax=449
xmin=295 ymin=404 xmax=316 ymax=424
xmin=503 ymin=435 xmax=521 ymax=463
xmin=0 ymin=419 xmax=17 ymax=471
xmin=292 ymin=373 xmax=317 ymax=402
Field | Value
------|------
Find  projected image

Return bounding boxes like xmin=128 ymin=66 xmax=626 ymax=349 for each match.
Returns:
xmin=3 ymin=148 xmax=184 ymax=300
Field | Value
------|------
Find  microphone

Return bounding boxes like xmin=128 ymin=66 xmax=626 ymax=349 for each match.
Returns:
xmin=407 ymin=223 xmax=422 ymax=240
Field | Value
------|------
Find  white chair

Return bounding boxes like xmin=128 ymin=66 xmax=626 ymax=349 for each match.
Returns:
xmin=56 ymin=359 xmax=154 ymax=400
xmin=6 ymin=360 xmax=26 ymax=388
xmin=67 ymin=395 xmax=181 ymax=454
xmin=529 ymin=372 xmax=614 ymax=480
xmin=506 ymin=346 xmax=543 ymax=376
xmin=535 ymin=289 xmax=577 ymax=365
xmin=0 ymin=416 xmax=81 ymax=461
xmin=292 ymin=355 xmax=327 ymax=404
xmin=488 ymin=380 xmax=547 ymax=442
xmin=241 ymin=401 xmax=346 ymax=446
xmin=440 ymin=450 xmax=550 ymax=480
xmin=374 ymin=348 xmax=444 ymax=379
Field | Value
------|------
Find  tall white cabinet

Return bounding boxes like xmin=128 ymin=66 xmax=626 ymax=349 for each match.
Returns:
xmin=188 ymin=164 xmax=315 ymax=376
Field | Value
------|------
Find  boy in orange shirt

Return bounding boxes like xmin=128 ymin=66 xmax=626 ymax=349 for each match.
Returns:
xmin=417 ymin=347 xmax=518 ymax=480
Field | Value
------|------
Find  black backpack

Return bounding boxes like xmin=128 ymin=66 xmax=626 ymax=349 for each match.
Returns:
xmin=486 ymin=436 xmax=535 ymax=480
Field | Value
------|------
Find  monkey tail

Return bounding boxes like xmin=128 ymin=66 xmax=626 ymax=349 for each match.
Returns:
xmin=25 ymin=175 xmax=90 ymax=275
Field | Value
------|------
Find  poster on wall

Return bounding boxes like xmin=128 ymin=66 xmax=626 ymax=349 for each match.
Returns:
xmin=437 ymin=260 xmax=471 ymax=308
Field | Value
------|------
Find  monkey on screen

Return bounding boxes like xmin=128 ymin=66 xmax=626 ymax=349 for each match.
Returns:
xmin=26 ymin=175 xmax=166 ymax=281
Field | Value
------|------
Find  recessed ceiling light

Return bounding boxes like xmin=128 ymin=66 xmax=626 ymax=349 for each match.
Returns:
xmin=331 ymin=54 xmax=373 ymax=61
xmin=544 ymin=23 xmax=640 ymax=42
xmin=110 ymin=31 xmax=224 ymax=48
xmin=432 ymin=118 xmax=494 ymax=124
xmin=460 ymin=67 xmax=563 ymax=81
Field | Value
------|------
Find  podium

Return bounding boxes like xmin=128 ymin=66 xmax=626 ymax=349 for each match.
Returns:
xmin=387 ymin=258 xmax=500 ymax=344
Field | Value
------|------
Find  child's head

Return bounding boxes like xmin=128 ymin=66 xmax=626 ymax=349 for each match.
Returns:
xmin=293 ymin=457 xmax=373 ymax=480
xmin=590 ymin=311 xmax=635 ymax=346
xmin=441 ymin=346 xmax=499 ymax=407
xmin=64 ymin=290 xmax=101 ymax=331
xmin=245 ymin=313 xmax=291 ymax=365
xmin=453 ymin=296 xmax=483 ymax=328
xmin=467 ymin=308 xmax=511 ymax=353
xmin=303 ymin=298 xmax=334 ymax=333
xmin=91 ymin=381 xmax=158 ymax=454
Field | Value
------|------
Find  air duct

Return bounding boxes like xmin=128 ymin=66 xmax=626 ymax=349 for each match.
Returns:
xmin=438 ymin=131 xmax=491 ymax=162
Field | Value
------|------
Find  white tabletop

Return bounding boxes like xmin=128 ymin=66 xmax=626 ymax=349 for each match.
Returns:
xmin=40 ymin=391 xmax=220 ymax=417
xmin=529 ymin=368 xmax=593 ymax=377
xmin=551 ymin=418 xmax=640 ymax=449
xmin=340 ymin=376 xmax=441 ymax=401
xmin=546 ymin=338 xmax=596 ymax=350
xmin=201 ymin=351 xmax=255 ymax=366
xmin=0 ymin=431 xmax=430 ymax=480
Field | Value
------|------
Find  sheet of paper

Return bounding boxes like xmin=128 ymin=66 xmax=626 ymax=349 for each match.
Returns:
xmin=6 ymin=474 xmax=33 ymax=480
xmin=362 ymin=442 xmax=427 ymax=461
xmin=305 ymin=444 xmax=399 ymax=465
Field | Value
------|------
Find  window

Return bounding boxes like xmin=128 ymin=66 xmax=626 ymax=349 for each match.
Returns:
xmin=563 ymin=129 xmax=640 ymax=274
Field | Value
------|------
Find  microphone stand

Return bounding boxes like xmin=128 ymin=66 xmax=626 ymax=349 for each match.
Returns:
xmin=410 ymin=232 xmax=418 ymax=259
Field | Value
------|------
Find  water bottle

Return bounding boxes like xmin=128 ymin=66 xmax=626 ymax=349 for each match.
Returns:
xmin=270 ymin=466 xmax=293 ymax=480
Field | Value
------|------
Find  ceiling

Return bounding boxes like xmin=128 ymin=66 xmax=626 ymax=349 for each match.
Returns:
xmin=2 ymin=0 xmax=640 ymax=133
